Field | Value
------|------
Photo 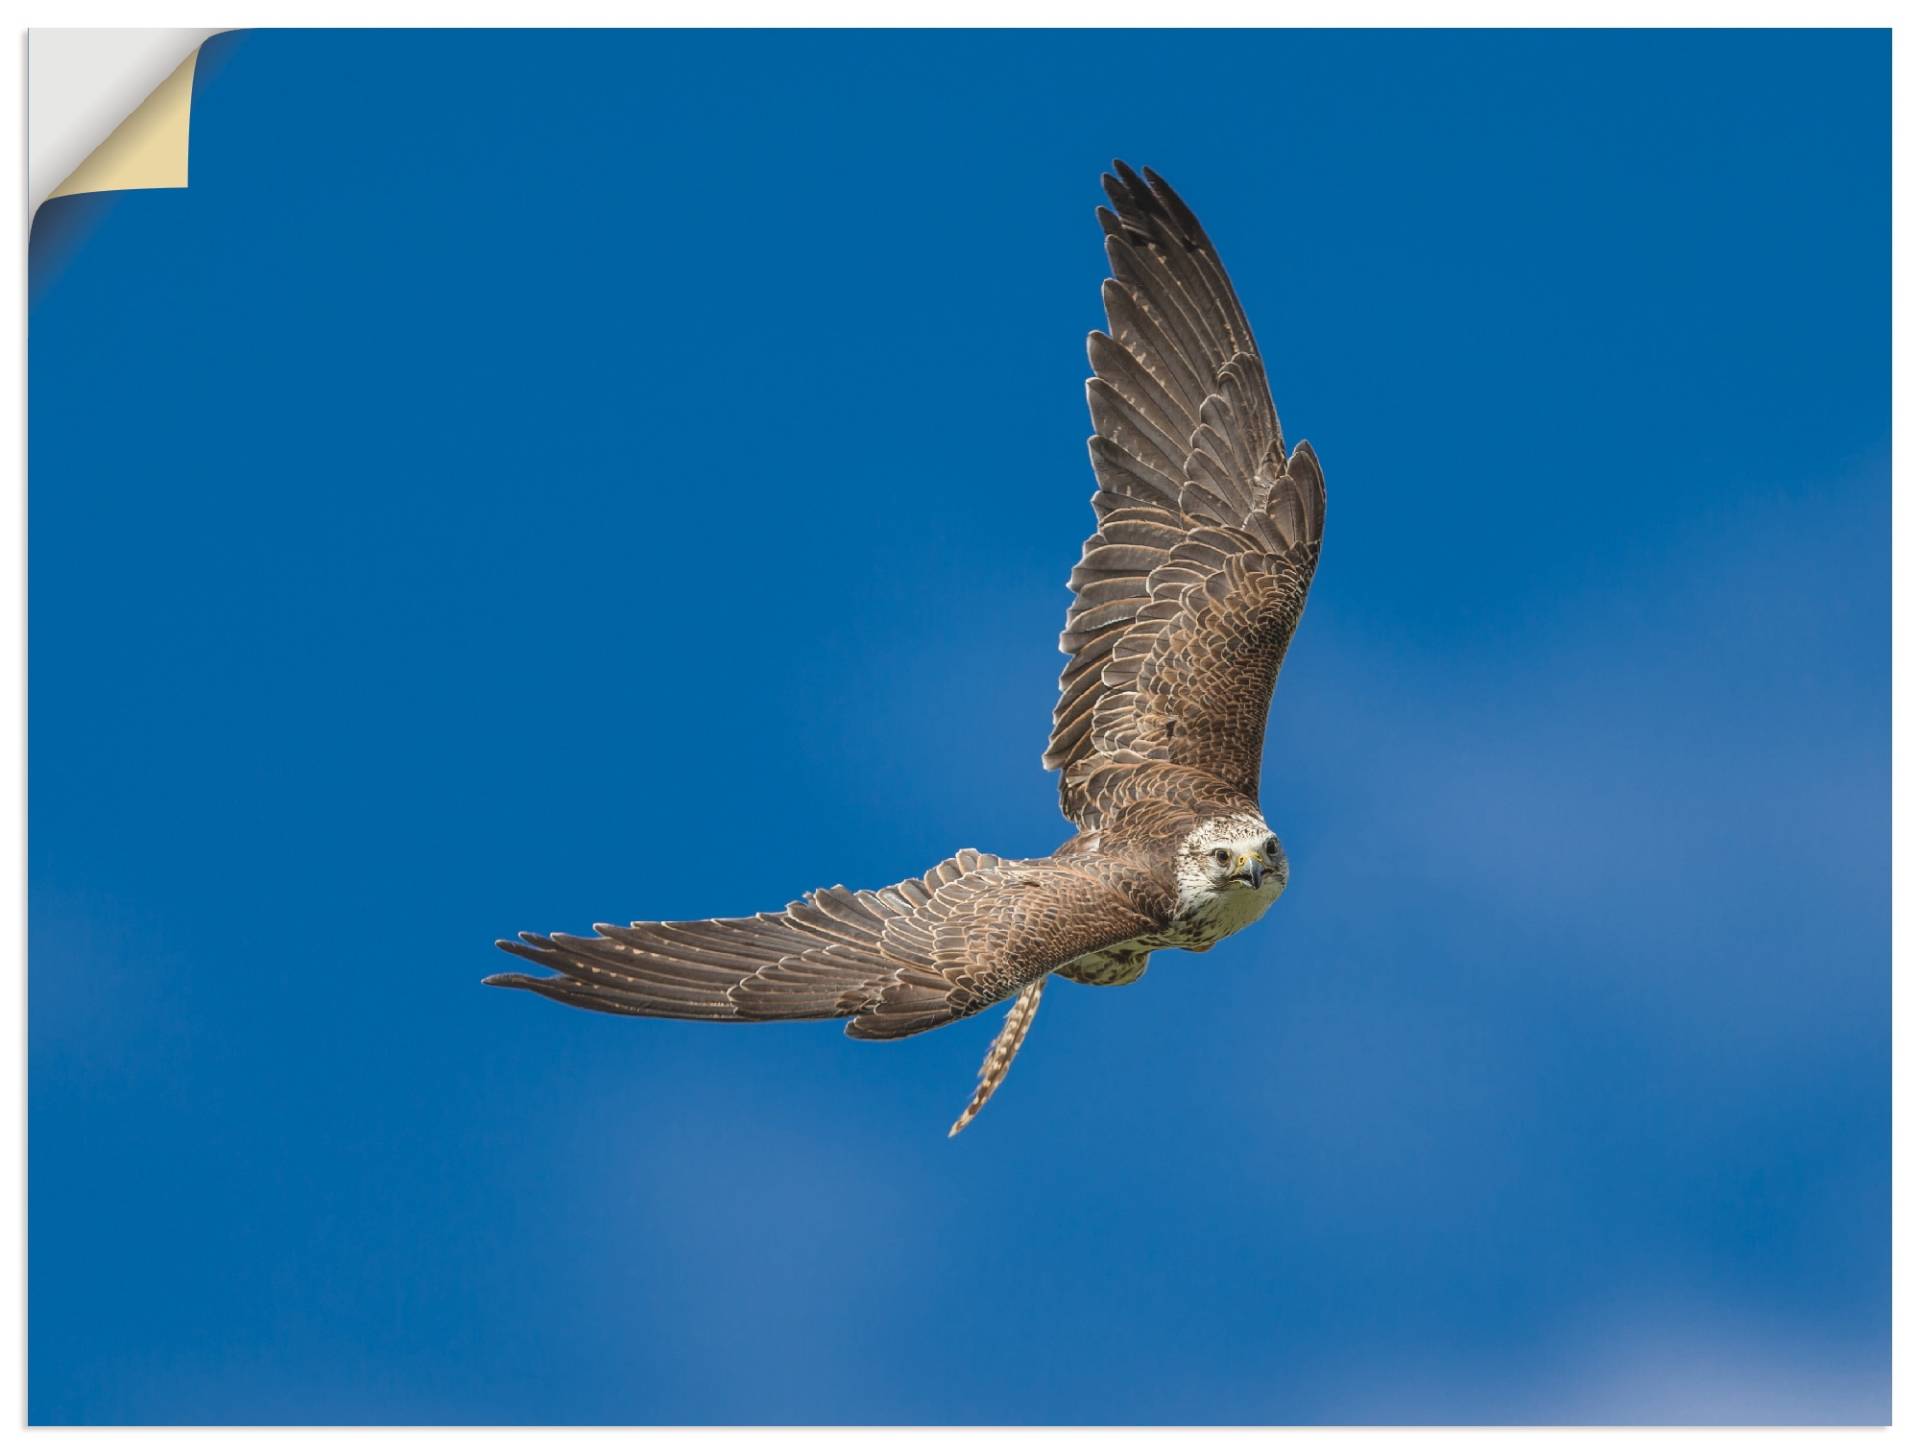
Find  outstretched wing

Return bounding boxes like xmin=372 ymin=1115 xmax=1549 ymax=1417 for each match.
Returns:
xmin=1047 ymin=162 xmax=1326 ymax=827
xmin=488 ymin=850 xmax=1156 ymax=1042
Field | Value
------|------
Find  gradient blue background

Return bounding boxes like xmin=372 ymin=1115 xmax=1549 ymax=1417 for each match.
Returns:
xmin=29 ymin=28 xmax=1889 ymax=1424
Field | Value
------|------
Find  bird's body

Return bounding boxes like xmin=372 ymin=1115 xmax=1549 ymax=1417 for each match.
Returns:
xmin=488 ymin=163 xmax=1327 ymax=1134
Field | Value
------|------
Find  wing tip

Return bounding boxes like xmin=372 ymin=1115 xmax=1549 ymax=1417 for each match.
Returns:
xmin=490 ymin=932 xmax=563 ymax=976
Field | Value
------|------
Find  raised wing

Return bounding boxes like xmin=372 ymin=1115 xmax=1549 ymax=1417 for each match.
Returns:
xmin=487 ymin=849 xmax=1156 ymax=1042
xmin=1047 ymin=163 xmax=1326 ymax=827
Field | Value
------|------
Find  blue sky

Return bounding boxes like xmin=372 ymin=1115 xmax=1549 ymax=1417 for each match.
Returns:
xmin=29 ymin=28 xmax=1888 ymax=1424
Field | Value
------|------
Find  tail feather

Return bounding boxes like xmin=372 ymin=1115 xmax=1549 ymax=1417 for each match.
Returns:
xmin=948 ymin=977 xmax=1046 ymax=1137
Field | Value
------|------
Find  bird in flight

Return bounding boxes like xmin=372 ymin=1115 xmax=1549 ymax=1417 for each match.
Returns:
xmin=488 ymin=162 xmax=1326 ymax=1136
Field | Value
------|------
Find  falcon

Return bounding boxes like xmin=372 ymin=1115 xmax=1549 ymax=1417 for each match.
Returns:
xmin=488 ymin=163 xmax=1327 ymax=1135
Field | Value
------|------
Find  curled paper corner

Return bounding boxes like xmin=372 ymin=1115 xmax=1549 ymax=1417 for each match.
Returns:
xmin=47 ymin=49 xmax=200 ymax=202
xmin=29 ymin=29 xmax=227 ymax=220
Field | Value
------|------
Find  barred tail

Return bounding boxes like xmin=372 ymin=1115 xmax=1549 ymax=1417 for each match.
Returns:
xmin=949 ymin=977 xmax=1046 ymax=1137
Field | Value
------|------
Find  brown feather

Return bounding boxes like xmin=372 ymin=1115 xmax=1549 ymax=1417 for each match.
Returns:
xmin=489 ymin=854 xmax=1158 ymax=1049
xmin=1047 ymin=163 xmax=1326 ymax=829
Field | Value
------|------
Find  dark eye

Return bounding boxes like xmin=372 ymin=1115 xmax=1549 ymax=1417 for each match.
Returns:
xmin=1211 ymin=848 xmax=1232 ymax=867
xmin=1264 ymin=837 xmax=1279 ymax=858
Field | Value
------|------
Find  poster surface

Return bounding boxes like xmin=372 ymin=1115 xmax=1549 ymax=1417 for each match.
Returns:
xmin=28 ymin=28 xmax=1891 ymax=1426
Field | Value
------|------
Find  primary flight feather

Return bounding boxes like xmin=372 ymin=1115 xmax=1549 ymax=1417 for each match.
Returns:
xmin=487 ymin=162 xmax=1327 ymax=1135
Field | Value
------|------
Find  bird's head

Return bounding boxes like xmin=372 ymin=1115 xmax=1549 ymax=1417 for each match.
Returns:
xmin=1176 ymin=812 xmax=1289 ymax=908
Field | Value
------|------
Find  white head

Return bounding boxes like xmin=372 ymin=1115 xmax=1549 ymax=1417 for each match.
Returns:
xmin=1173 ymin=812 xmax=1290 ymax=921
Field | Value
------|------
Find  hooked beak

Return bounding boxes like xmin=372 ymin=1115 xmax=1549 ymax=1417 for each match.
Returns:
xmin=1232 ymin=854 xmax=1264 ymax=889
